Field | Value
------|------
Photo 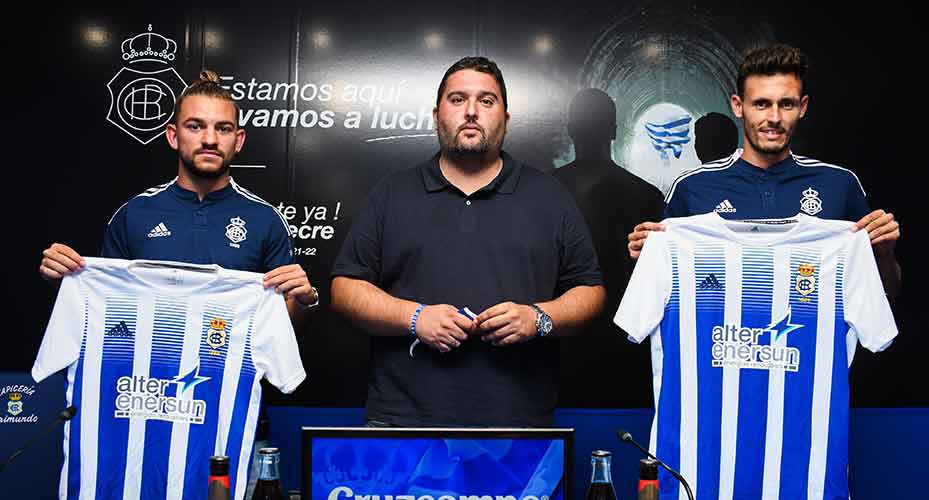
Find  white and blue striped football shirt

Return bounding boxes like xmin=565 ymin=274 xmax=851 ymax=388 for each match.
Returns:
xmin=32 ymin=257 xmax=306 ymax=500
xmin=615 ymin=213 xmax=897 ymax=500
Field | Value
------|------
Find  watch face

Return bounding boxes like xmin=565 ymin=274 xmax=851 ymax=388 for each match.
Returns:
xmin=541 ymin=315 xmax=553 ymax=334
xmin=532 ymin=304 xmax=553 ymax=337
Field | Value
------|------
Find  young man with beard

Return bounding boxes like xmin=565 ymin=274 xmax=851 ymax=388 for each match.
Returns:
xmin=39 ymin=70 xmax=317 ymax=315
xmin=330 ymin=57 xmax=606 ymax=427
xmin=626 ymin=44 xmax=901 ymax=296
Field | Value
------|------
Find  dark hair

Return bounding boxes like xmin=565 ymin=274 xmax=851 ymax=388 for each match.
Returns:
xmin=174 ymin=69 xmax=240 ymax=125
xmin=737 ymin=44 xmax=808 ymax=97
xmin=436 ymin=56 xmax=508 ymax=110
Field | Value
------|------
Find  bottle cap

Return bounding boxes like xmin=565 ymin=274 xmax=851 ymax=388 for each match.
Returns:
xmin=639 ymin=458 xmax=658 ymax=480
xmin=258 ymin=447 xmax=280 ymax=455
xmin=591 ymin=450 xmax=612 ymax=458
xmin=210 ymin=455 xmax=230 ymax=476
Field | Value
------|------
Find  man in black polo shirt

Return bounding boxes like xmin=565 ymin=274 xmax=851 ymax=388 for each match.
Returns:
xmin=331 ymin=57 xmax=606 ymax=427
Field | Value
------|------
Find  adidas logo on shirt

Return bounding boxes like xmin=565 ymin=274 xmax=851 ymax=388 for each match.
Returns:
xmin=714 ymin=199 xmax=737 ymax=213
xmin=697 ymin=273 xmax=724 ymax=290
xmin=107 ymin=321 xmax=133 ymax=338
xmin=147 ymin=222 xmax=172 ymax=238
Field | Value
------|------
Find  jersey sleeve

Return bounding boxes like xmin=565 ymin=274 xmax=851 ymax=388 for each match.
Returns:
xmin=843 ymin=229 xmax=897 ymax=352
xmin=844 ymin=172 xmax=871 ymax=221
xmin=330 ymin=184 xmax=385 ymax=283
xmin=664 ymin=184 xmax=688 ymax=218
xmin=555 ymin=198 xmax=604 ymax=293
xmin=614 ymin=230 xmax=672 ymax=343
xmin=101 ymin=202 xmax=132 ymax=259
xmin=262 ymin=209 xmax=296 ymax=271
xmin=251 ymin=290 xmax=306 ymax=393
xmin=32 ymin=274 xmax=86 ymax=382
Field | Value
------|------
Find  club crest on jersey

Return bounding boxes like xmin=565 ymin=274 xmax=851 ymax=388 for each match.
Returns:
xmin=800 ymin=187 xmax=823 ymax=215
xmin=795 ymin=263 xmax=817 ymax=300
xmin=226 ymin=216 xmax=247 ymax=248
xmin=7 ymin=392 xmax=23 ymax=416
xmin=206 ymin=318 xmax=227 ymax=350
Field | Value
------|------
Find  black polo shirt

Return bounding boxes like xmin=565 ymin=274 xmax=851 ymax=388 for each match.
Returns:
xmin=332 ymin=151 xmax=603 ymax=427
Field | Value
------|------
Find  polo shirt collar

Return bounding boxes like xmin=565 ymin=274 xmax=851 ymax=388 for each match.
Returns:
xmin=736 ymin=153 xmax=796 ymax=177
xmin=420 ymin=151 xmax=522 ymax=194
xmin=169 ymin=178 xmax=237 ymax=202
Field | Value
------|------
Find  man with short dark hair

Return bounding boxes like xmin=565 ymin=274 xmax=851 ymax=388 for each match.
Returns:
xmin=627 ymin=44 xmax=901 ymax=296
xmin=331 ymin=56 xmax=606 ymax=427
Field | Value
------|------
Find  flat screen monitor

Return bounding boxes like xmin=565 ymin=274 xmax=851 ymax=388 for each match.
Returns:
xmin=301 ymin=427 xmax=574 ymax=500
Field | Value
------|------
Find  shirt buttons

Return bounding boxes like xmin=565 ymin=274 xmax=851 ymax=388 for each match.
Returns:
xmin=466 ymin=200 xmax=472 ymax=206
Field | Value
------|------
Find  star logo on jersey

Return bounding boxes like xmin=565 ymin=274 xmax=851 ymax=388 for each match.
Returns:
xmin=800 ymin=187 xmax=823 ymax=216
xmin=7 ymin=392 xmax=23 ymax=416
xmin=795 ymin=263 xmax=817 ymax=298
xmin=225 ymin=216 xmax=247 ymax=248
xmin=172 ymin=364 xmax=210 ymax=394
xmin=768 ymin=306 xmax=804 ymax=342
xmin=206 ymin=317 xmax=227 ymax=349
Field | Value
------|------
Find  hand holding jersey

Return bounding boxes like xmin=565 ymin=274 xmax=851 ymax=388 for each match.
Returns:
xmin=852 ymin=209 xmax=900 ymax=256
xmin=39 ymin=242 xmax=85 ymax=281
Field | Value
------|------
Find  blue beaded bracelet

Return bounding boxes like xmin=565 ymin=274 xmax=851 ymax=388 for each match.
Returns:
xmin=410 ymin=303 xmax=426 ymax=337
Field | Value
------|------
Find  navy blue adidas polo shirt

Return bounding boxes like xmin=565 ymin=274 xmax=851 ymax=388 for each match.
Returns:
xmin=665 ymin=149 xmax=871 ymax=221
xmin=102 ymin=178 xmax=294 ymax=272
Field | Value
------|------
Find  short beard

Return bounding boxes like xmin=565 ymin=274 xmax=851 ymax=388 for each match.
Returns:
xmin=747 ymin=131 xmax=789 ymax=156
xmin=179 ymin=153 xmax=230 ymax=180
xmin=448 ymin=137 xmax=489 ymax=157
xmin=438 ymin=123 xmax=493 ymax=159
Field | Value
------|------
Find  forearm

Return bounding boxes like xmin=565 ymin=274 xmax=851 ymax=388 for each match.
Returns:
xmin=285 ymin=297 xmax=312 ymax=332
xmin=330 ymin=276 xmax=419 ymax=336
xmin=875 ymin=252 xmax=902 ymax=300
xmin=537 ymin=285 xmax=606 ymax=338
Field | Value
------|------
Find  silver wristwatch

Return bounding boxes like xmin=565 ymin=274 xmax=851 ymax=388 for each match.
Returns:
xmin=529 ymin=304 xmax=553 ymax=338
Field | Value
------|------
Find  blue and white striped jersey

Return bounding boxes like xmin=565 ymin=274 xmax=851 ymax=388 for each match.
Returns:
xmin=615 ymin=213 xmax=896 ymax=500
xmin=32 ymin=257 xmax=306 ymax=500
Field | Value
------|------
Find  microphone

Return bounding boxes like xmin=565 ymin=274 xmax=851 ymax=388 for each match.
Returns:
xmin=617 ymin=429 xmax=694 ymax=500
xmin=0 ymin=406 xmax=77 ymax=473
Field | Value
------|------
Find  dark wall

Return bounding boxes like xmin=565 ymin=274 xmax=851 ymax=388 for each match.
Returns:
xmin=7 ymin=2 xmax=926 ymax=409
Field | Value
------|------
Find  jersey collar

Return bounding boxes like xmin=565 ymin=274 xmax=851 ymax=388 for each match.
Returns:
xmin=735 ymin=153 xmax=797 ymax=177
xmin=169 ymin=179 xmax=237 ymax=203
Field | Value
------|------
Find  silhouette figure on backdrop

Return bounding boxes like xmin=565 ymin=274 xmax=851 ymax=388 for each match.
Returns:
xmin=554 ymin=88 xmax=664 ymax=407
xmin=694 ymin=111 xmax=739 ymax=163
